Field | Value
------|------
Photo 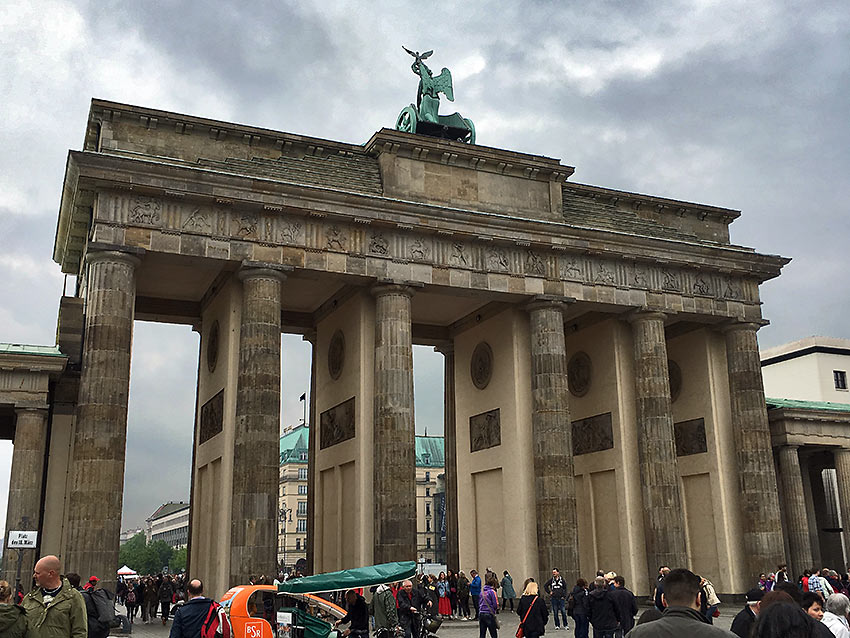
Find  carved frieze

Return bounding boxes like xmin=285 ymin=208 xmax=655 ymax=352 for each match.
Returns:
xmin=129 ymin=197 xmax=161 ymax=226
xmin=674 ymin=418 xmax=707 ymax=456
xmin=469 ymin=408 xmax=501 ymax=452
xmin=572 ymin=412 xmax=614 ymax=456
xmin=470 ymin=342 xmax=494 ymax=390
xmin=279 ymin=220 xmax=303 ymax=245
xmin=320 ymin=396 xmax=356 ymax=449
xmin=199 ymin=390 xmax=224 ymax=444
xmin=525 ymin=249 xmax=545 ymax=276
xmin=369 ymin=232 xmax=389 ymax=255
xmin=568 ymin=351 xmax=592 ymax=397
xmin=325 ymin=224 xmax=347 ymax=251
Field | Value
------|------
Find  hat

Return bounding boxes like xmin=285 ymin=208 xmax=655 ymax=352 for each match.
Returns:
xmin=88 ymin=576 xmax=99 ymax=583
xmin=746 ymin=588 xmax=765 ymax=603
xmin=604 ymin=572 xmax=617 ymax=581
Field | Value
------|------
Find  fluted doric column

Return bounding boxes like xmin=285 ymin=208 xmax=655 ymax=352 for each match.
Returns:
xmin=777 ymin=445 xmax=813 ymax=579
xmin=436 ymin=343 xmax=459 ymax=571
xmin=372 ymin=283 xmax=417 ymax=563
xmin=229 ymin=264 xmax=286 ymax=585
xmin=834 ymin=449 xmax=850 ymax=569
xmin=66 ymin=250 xmax=140 ymax=593
xmin=629 ymin=310 xmax=688 ymax=589
xmin=2 ymin=407 xmax=49 ymax=585
xmin=723 ymin=322 xmax=784 ymax=585
xmin=527 ymin=298 xmax=580 ymax=586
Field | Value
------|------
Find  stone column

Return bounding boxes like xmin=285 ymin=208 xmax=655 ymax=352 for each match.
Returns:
xmin=628 ymin=310 xmax=687 ymax=588
xmin=229 ymin=264 xmax=286 ymax=585
xmin=2 ymin=407 xmax=49 ymax=585
xmin=305 ymin=332 xmax=317 ymax=575
xmin=834 ymin=449 xmax=850 ymax=567
xmin=527 ymin=299 xmax=580 ymax=586
xmin=777 ymin=446 xmax=813 ymax=578
xmin=372 ymin=283 xmax=417 ymax=563
xmin=723 ymin=322 xmax=784 ymax=584
xmin=436 ymin=343 xmax=459 ymax=572
xmin=65 ymin=251 xmax=139 ymax=592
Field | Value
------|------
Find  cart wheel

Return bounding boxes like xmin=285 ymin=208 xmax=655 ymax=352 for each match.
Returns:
xmin=396 ymin=106 xmax=417 ymax=134
xmin=462 ymin=118 xmax=476 ymax=145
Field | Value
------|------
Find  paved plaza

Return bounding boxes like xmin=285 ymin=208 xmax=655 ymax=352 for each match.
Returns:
xmin=116 ymin=607 xmax=737 ymax=637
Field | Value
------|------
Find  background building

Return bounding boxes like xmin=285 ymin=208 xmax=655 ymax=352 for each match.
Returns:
xmin=762 ymin=337 xmax=850 ymax=575
xmin=278 ymin=425 xmax=445 ymax=571
xmin=146 ymin=501 xmax=190 ymax=549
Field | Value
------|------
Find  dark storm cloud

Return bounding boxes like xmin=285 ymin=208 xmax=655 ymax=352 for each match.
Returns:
xmin=2 ymin=0 xmax=849 ymax=529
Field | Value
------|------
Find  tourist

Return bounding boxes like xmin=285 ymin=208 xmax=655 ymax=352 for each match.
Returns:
xmin=822 ymin=593 xmax=850 ymax=638
xmin=752 ymin=602 xmax=816 ymax=638
xmin=0 ymin=579 xmax=28 ymax=638
xmin=470 ymin=570 xmax=482 ymax=621
xmin=544 ymin=568 xmax=568 ymax=630
xmin=609 ymin=575 xmax=637 ymax=636
xmin=587 ymin=576 xmax=619 ymax=638
xmin=369 ymin=582 xmax=399 ymax=638
xmin=776 ymin=565 xmax=789 ymax=584
xmin=124 ymin=578 xmax=138 ymax=623
xmin=22 ymin=555 xmax=87 ymax=638
xmin=169 ymin=579 xmax=227 ymax=638
xmin=730 ymin=588 xmax=764 ymax=638
xmin=516 ymin=580 xmax=547 ymax=638
xmin=447 ymin=570 xmax=458 ymax=618
xmin=568 ymin=579 xmax=589 ymax=638
xmin=501 ymin=571 xmax=516 ymax=612
xmin=457 ymin=572 xmax=471 ymax=620
xmin=437 ymin=573 xmax=451 ymax=619
xmin=803 ymin=570 xmax=813 ymax=592
xmin=397 ymin=580 xmax=420 ymax=638
xmin=628 ymin=568 xmax=736 ymax=638
xmin=73 ymin=574 xmax=112 ymax=638
xmin=478 ymin=575 xmax=500 ymax=638
xmin=159 ymin=575 xmax=174 ymax=625
xmin=144 ymin=577 xmax=159 ymax=622
xmin=701 ymin=575 xmax=721 ymax=624
xmin=334 ymin=589 xmax=369 ymax=638
xmin=654 ymin=566 xmax=671 ymax=611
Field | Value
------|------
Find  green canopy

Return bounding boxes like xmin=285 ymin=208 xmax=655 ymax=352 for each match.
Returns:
xmin=277 ymin=561 xmax=417 ymax=594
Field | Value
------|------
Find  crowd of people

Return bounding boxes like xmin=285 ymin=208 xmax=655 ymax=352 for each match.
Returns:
xmin=115 ymin=571 xmax=185 ymax=624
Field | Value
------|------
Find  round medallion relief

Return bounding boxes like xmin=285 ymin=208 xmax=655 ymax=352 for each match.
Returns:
xmin=328 ymin=330 xmax=345 ymax=380
xmin=470 ymin=342 xmax=494 ymax=390
xmin=207 ymin=320 xmax=219 ymax=373
xmin=668 ymin=359 xmax=682 ymax=403
xmin=568 ymin=351 xmax=592 ymax=397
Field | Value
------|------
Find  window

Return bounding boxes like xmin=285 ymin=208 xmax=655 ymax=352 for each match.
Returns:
xmin=835 ymin=370 xmax=848 ymax=390
xmin=297 ymin=501 xmax=308 ymax=516
xmin=298 ymin=484 xmax=308 ymax=495
xmin=425 ymin=488 xmax=430 ymax=497
xmin=300 ymin=451 xmax=308 ymax=461
xmin=426 ymin=520 xmax=431 ymax=532
xmin=295 ymin=538 xmax=301 ymax=551
xmin=297 ymin=519 xmax=307 ymax=533
xmin=426 ymin=538 xmax=431 ymax=549
xmin=426 ymin=503 xmax=431 ymax=517
xmin=298 ymin=468 xmax=308 ymax=480
xmin=425 ymin=471 xmax=430 ymax=481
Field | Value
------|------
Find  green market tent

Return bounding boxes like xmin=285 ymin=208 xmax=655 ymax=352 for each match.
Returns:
xmin=277 ymin=561 xmax=417 ymax=594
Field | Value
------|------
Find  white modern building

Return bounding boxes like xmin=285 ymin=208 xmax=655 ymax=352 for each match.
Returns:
xmin=146 ymin=502 xmax=190 ymax=549
xmin=761 ymin=336 xmax=850 ymax=403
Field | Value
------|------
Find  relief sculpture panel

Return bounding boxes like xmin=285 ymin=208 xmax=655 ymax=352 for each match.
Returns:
xmin=674 ymin=418 xmax=707 ymax=456
xmin=320 ymin=396 xmax=356 ymax=449
xmin=469 ymin=408 xmax=501 ymax=452
xmin=572 ymin=412 xmax=614 ymax=456
xmin=199 ymin=390 xmax=224 ymax=445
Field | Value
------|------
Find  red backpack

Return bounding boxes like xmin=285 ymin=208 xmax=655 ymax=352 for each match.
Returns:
xmin=201 ymin=602 xmax=232 ymax=638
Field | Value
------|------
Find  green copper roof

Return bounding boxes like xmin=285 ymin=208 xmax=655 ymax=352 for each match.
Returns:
xmin=415 ymin=435 xmax=444 ymax=467
xmin=279 ymin=426 xmax=445 ymax=467
xmin=0 ymin=343 xmax=64 ymax=357
xmin=766 ymin=397 xmax=850 ymax=413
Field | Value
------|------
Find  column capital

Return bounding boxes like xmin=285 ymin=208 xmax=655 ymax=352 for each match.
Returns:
xmin=238 ymin=261 xmax=291 ymax=282
xmin=626 ymin=307 xmax=668 ymax=324
xmin=720 ymin=319 xmax=770 ymax=334
xmin=525 ymin=295 xmax=575 ymax=314
xmin=14 ymin=405 xmax=49 ymax=416
xmin=85 ymin=248 xmax=142 ymax=269
xmin=371 ymin=280 xmax=420 ymax=299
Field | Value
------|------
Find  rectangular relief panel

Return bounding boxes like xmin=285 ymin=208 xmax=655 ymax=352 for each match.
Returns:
xmin=199 ymin=390 xmax=224 ymax=444
xmin=674 ymin=418 xmax=707 ymax=456
xmin=469 ymin=408 xmax=501 ymax=452
xmin=572 ymin=412 xmax=614 ymax=456
xmin=320 ymin=397 xmax=356 ymax=449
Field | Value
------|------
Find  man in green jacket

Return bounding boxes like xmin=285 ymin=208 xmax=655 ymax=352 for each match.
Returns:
xmin=369 ymin=584 xmax=399 ymax=637
xmin=21 ymin=556 xmax=87 ymax=638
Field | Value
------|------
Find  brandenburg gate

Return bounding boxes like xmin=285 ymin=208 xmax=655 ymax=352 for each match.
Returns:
xmin=4 ymin=87 xmax=789 ymax=598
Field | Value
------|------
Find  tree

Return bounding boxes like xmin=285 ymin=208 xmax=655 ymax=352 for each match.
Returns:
xmin=117 ymin=533 xmax=174 ymax=575
xmin=169 ymin=547 xmax=187 ymax=573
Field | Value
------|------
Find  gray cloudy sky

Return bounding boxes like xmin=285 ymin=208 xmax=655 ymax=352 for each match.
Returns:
xmin=1 ymin=1 xmax=849 ymax=532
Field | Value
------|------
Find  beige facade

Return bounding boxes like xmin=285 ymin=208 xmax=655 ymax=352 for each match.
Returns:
xmin=762 ymin=337 xmax=850 ymax=403
xmin=1 ymin=98 xmax=795 ymax=599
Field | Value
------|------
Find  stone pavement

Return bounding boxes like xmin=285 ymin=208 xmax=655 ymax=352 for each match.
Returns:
xmin=113 ymin=607 xmax=737 ymax=637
